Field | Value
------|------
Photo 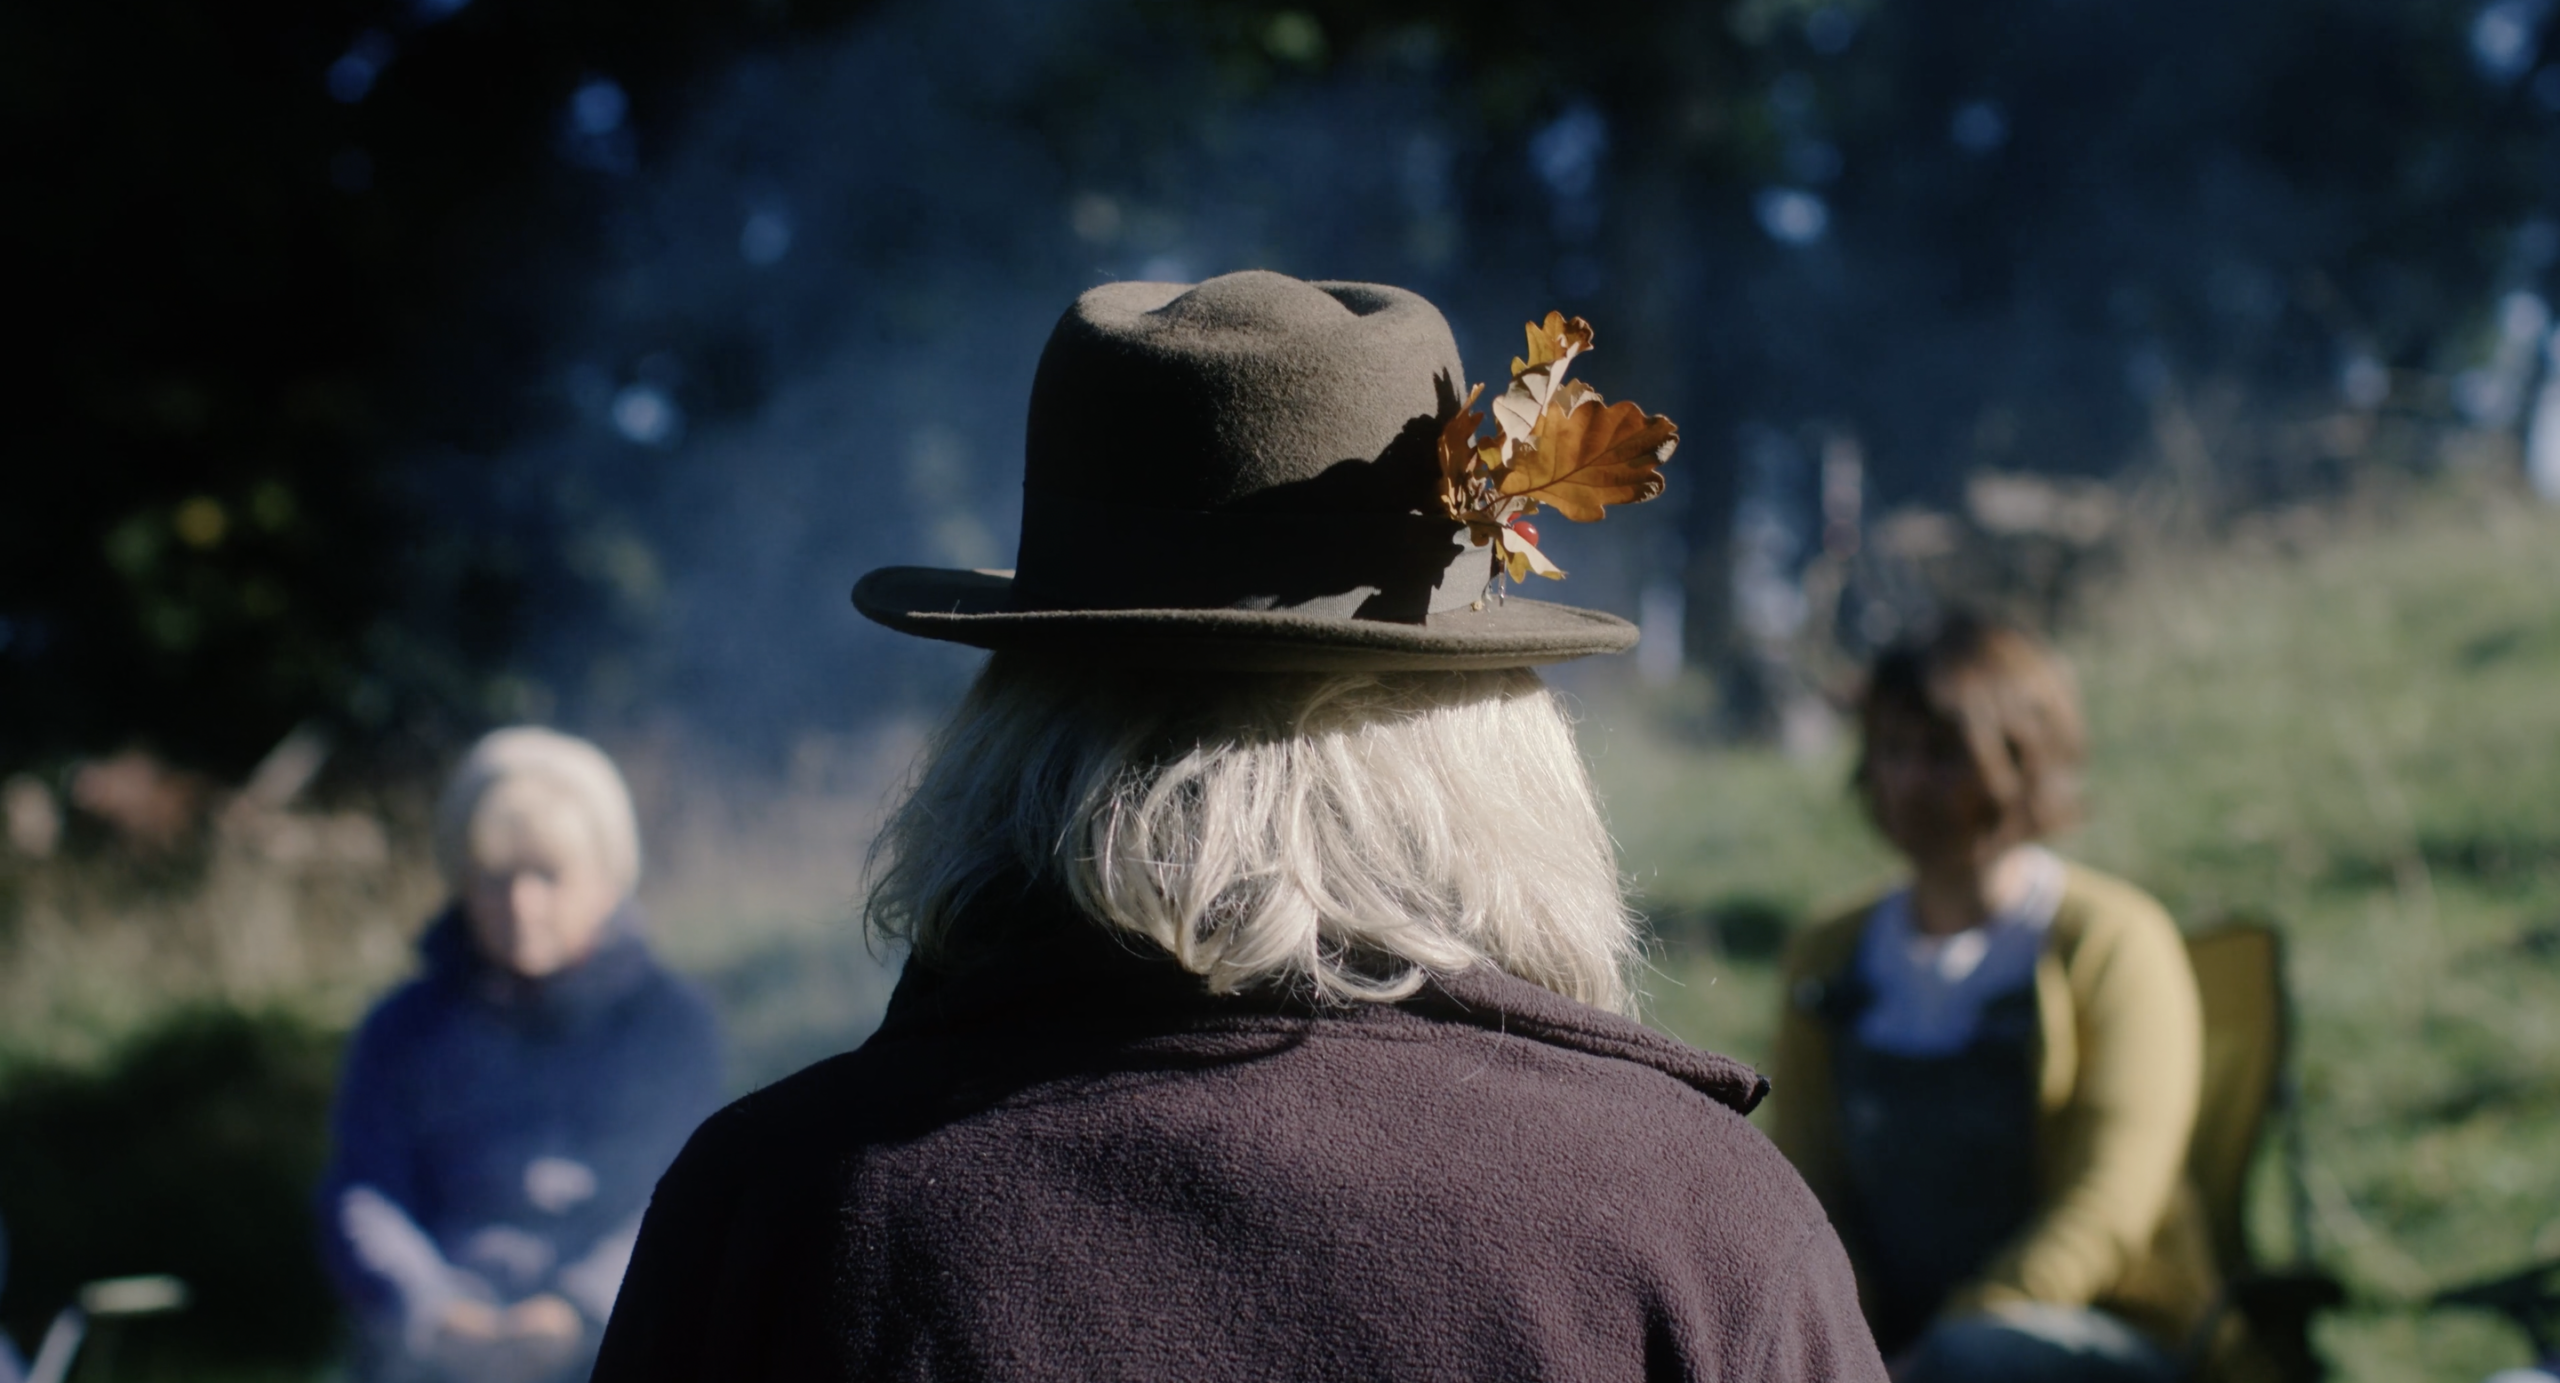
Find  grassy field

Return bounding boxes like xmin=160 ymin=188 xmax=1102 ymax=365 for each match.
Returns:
xmin=1607 ymin=477 xmax=2560 ymax=1382
xmin=2 ymin=477 xmax=2554 ymax=1378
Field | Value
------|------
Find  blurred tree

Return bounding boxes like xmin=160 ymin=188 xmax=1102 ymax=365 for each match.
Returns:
xmin=0 ymin=0 xmax=885 ymax=775
xmin=3 ymin=0 xmax=2553 ymax=769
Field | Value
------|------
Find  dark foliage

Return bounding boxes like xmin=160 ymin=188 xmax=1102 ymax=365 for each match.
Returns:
xmin=4 ymin=0 xmax=2554 ymax=773
xmin=0 ymin=1009 xmax=344 ymax=1369
xmin=0 ymin=0 xmax=884 ymax=775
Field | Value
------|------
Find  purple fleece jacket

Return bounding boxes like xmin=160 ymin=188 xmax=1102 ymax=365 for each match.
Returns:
xmin=593 ymin=918 xmax=1885 ymax=1382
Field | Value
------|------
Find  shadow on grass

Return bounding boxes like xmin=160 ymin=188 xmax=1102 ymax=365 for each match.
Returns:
xmin=0 ymin=1009 xmax=344 ymax=1379
xmin=2324 ymin=830 xmax=2560 ymax=893
xmin=2454 ymin=616 xmax=2560 ymax=671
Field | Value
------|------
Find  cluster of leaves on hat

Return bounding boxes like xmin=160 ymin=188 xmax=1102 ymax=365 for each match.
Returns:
xmin=1436 ymin=313 xmax=1678 ymax=589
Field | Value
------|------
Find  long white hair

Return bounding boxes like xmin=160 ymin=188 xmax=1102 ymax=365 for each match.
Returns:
xmin=865 ymin=655 xmax=1636 ymax=1013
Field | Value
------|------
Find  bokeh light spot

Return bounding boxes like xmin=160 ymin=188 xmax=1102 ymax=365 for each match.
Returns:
xmin=1753 ymin=186 xmax=1830 ymax=245
xmin=1950 ymin=99 xmax=2010 ymax=154
xmin=740 ymin=208 xmax=794 ymax=265
xmin=2339 ymin=354 xmax=2392 ymax=410
xmin=572 ymin=78 xmax=629 ymax=136
xmin=2472 ymin=0 xmax=2551 ymax=82
xmin=326 ymin=32 xmax=394 ymax=104
xmin=1260 ymin=11 xmax=1327 ymax=66
xmin=1529 ymin=103 xmax=1609 ymax=200
xmin=610 ymin=385 xmax=682 ymax=446
xmin=173 ymin=497 xmax=228 ymax=550
xmin=1068 ymin=193 xmax=1123 ymax=244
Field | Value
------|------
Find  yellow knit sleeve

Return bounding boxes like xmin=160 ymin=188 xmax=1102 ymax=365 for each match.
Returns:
xmin=1767 ymin=912 xmax=1871 ymax=1233
xmin=1945 ymin=874 xmax=2203 ymax=1313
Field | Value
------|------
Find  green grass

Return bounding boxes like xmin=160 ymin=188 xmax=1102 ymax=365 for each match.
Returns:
xmin=1600 ymin=480 xmax=2560 ymax=1382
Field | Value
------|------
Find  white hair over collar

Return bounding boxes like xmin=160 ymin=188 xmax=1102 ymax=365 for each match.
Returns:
xmin=866 ymin=655 xmax=1637 ymax=1014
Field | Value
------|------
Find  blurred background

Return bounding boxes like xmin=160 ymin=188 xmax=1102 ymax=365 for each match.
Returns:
xmin=3 ymin=0 xmax=2559 ymax=1377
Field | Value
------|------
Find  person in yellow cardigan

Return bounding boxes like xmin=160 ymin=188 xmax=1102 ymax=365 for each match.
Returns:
xmin=1772 ymin=617 xmax=2213 ymax=1382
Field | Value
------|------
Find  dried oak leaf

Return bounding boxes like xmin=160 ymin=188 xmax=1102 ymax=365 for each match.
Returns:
xmin=1499 ymin=396 xmax=1678 ymax=522
xmin=1492 ymin=313 xmax=1597 ymax=450
xmin=1519 ymin=311 xmax=1596 ymax=371
xmin=1435 ymin=381 xmax=1488 ymax=521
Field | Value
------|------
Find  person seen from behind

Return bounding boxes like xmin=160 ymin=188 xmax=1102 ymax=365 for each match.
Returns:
xmin=590 ymin=271 xmax=1887 ymax=1381
xmin=318 ymin=728 xmax=724 ymax=1383
xmin=1772 ymin=617 xmax=2212 ymax=1382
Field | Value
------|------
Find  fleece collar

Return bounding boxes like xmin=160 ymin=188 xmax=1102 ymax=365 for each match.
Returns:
xmin=877 ymin=915 xmax=1768 ymax=1117
xmin=1408 ymin=965 xmax=1770 ymax=1115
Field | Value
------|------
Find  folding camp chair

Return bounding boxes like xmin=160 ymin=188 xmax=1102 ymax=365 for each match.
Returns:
xmin=2183 ymin=921 xmax=2344 ymax=1383
xmin=15 ymin=1276 xmax=188 ymax=1383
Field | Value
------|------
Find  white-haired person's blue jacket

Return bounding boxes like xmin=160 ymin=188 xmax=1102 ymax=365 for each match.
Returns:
xmin=318 ymin=727 xmax=722 ymax=1383
xmin=319 ymin=903 xmax=721 ymax=1380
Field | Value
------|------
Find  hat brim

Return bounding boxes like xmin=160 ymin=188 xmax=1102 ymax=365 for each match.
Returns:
xmin=854 ymin=566 xmax=1638 ymax=671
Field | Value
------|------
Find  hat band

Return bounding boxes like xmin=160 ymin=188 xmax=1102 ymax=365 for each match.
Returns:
xmin=1011 ymin=492 xmax=1487 ymax=623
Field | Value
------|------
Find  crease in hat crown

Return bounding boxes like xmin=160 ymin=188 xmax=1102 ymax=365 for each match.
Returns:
xmin=851 ymin=269 xmax=1640 ymax=672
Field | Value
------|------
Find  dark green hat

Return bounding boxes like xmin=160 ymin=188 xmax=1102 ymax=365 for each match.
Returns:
xmin=852 ymin=270 xmax=1640 ymax=671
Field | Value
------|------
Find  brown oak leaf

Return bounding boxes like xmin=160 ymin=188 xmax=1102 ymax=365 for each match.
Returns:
xmin=1499 ymin=396 xmax=1678 ymax=522
xmin=1435 ymin=381 xmax=1488 ymax=521
xmin=1518 ymin=311 xmax=1596 ymax=372
xmin=1493 ymin=314 xmax=1597 ymax=451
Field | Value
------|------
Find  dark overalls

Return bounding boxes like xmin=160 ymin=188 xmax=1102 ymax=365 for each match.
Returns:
xmin=1811 ymin=963 xmax=2043 ymax=1355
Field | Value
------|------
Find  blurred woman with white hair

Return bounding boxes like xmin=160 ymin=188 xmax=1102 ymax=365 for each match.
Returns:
xmin=592 ymin=272 xmax=1885 ymax=1382
xmin=320 ymin=727 xmax=722 ymax=1383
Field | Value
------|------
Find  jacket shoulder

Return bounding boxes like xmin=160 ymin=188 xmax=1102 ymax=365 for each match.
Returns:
xmin=597 ymin=1053 xmax=875 ymax=1382
xmin=623 ymin=1052 xmax=880 ymax=1289
xmin=684 ymin=1047 xmax=873 ymax=1151
xmin=2052 ymin=861 xmax=2182 ymax=952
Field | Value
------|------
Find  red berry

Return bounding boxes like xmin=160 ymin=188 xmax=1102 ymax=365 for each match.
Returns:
xmin=1509 ymin=519 xmax=1540 ymax=546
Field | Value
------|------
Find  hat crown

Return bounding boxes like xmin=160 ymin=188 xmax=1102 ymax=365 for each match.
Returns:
xmin=1023 ymin=270 xmax=1466 ymax=513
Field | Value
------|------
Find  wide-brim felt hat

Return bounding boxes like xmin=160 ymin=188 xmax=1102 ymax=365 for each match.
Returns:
xmin=853 ymin=270 xmax=1640 ymax=671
